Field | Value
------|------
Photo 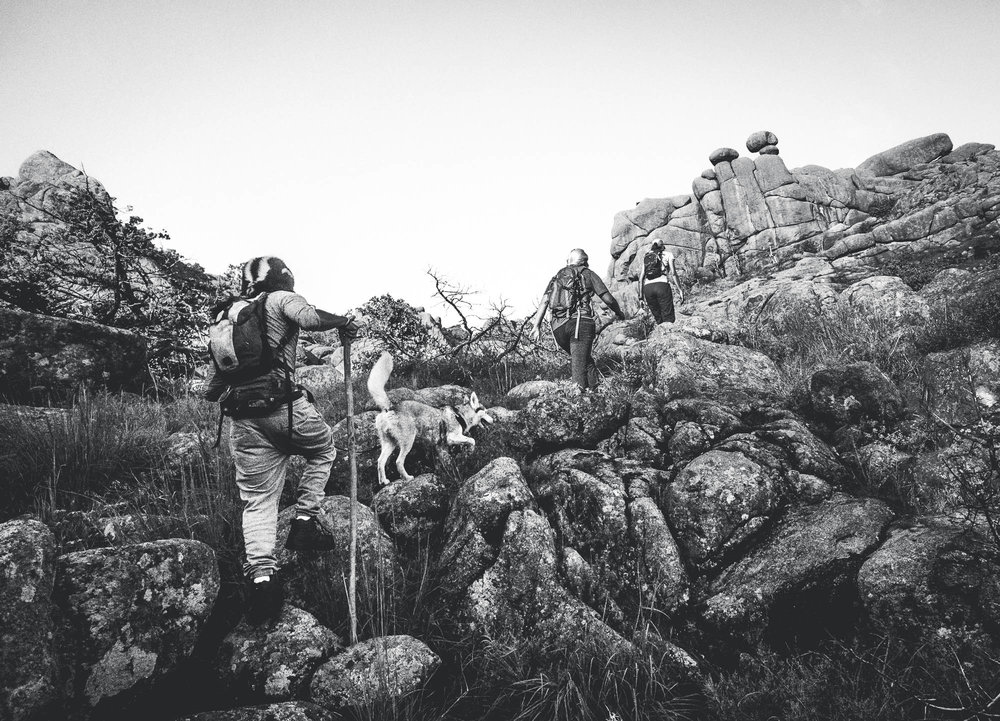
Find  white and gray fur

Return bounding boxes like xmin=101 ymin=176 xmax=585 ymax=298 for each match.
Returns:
xmin=367 ymin=352 xmax=494 ymax=485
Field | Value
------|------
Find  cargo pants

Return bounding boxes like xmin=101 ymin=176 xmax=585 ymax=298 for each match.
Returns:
xmin=230 ymin=396 xmax=337 ymax=579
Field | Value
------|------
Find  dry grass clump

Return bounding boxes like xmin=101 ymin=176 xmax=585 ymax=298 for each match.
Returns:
xmin=707 ymin=635 xmax=1000 ymax=721
xmin=737 ymin=303 xmax=924 ymax=404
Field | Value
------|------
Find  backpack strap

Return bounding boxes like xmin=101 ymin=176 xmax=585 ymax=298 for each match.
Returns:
xmin=212 ymin=386 xmax=233 ymax=449
xmin=214 ymin=408 xmax=225 ymax=449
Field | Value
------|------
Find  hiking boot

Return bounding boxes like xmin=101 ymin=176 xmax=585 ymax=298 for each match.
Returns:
xmin=285 ymin=516 xmax=337 ymax=552
xmin=246 ymin=571 xmax=284 ymax=626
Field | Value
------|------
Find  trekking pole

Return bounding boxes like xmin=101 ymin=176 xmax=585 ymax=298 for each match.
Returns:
xmin=343 ymin=335 xmax=359 ymax=646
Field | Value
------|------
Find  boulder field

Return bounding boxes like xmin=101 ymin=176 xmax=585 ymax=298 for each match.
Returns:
xmin=3 ymin=132 xmax=1000 ymax=718
xmin=8 ymin=300 xmax=1000 ymax=717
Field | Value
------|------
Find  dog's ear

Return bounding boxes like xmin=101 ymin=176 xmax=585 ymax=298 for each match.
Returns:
xmin=469 ymin=391 xmax=479 ymax=408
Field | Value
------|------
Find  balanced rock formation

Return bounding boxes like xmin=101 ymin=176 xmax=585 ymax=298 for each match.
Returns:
xmin=607 ymin=132 xmax=1000 ymax=317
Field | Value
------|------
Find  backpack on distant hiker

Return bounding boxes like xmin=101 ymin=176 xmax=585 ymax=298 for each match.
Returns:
xmin=207 ymin=293 xmax=302 ymax=443
xmin=643 ymin=249 xmax=663 ymax=280
xmin=549 ymin=266 xmax=593 ymax=320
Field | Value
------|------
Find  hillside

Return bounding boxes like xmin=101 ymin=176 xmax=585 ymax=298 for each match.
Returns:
xmin=2 ymin=135 xmax=1000 ymax=721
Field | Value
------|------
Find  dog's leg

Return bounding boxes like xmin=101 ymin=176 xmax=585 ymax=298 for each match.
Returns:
xmin=395 ymin=431 xmax=416 ymax=482
xmin=446 ymin=432 xmax=476 ymax=448
xmin=376 ymin=438 xmax=393 ymax=486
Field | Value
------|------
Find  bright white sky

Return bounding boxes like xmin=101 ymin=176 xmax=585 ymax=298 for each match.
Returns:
xmin=2 ymin=0 xmax=999 ymax=323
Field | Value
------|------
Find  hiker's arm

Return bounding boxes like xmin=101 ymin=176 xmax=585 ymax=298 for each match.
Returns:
xmin=529 ymin=292 xmax=551 ymax=342
xmin=280 ymin=294 xmax=359 ymax=339
xmin=668 ymin=257 xmax=685 ymax=304
xmin=599 ymin=291 xmax=626 ymax=321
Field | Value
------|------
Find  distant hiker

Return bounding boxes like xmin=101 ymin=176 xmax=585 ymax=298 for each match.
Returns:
xmin=639 ymin=239 xmax=684 ymax=324
xmin=530 ymin=248 xmax=626 ymax=389
xmin=203 ymin=256 xmax=359 ymax=624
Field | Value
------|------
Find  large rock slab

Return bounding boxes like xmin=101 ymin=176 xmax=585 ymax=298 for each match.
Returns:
xmin=838 ymin=275 xmax=930 ymax=325
xmin=515 ymin=386 xmax=628 ymax=452
xmin=684 ymin=257 xmax=841 ymax=331
xmin=371 ymin=474 xmax=449 ymax=541
xmin=665 ymin=450 xmax=783 ymax=567
xmin=53 ymin=539 xmax=220 ymax=711
xmin=0 ymin=308 xmax=148 ymax=403
xmin=309 ymin=635 xmax=439 ymax=709
xmin=703 ymin=494 xmax=894 ymax=644
xmin=856 ymin=133 xmax=953 ymax=177
xmin=464 ymin=506 xmax=700 ymax=679
xmin=467 ymin=508 xmax=629 ymax=656
xmin=532 ymin=458 xmax=688 ymax=618
xmin=648 ymin=330 xmax=786 ymax=408
xmin=0 ymin=519 xmax=60 ymax=721
xmin=858 ymin=519 xmax=1000 ymax=639
xmin=437 ymin=457 xmax=534 ymax=599
xmin=216 ymin=606 xmax=342 ymax=701
xmin=923 ymin=340 xmax=1000 ymax=425
xmin=610 ymin=197 xmax=677 ymax=259
xmin=629 ymin=496 xmax=689 ymax=614
xmin=752 ymin=418 xmax=847 ymax=483
xmin=503 ymin=379 xmax=576 ymax=408
xmin=809 ymin=362 xmax=905 ymax=427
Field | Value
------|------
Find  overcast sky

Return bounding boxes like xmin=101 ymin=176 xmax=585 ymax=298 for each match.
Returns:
xmin=2 ymin=0 xmax=998 ymax=322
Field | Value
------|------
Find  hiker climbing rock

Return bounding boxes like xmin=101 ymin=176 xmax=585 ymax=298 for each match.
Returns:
xmin=530 ymin=248 xmax=625 ymax=389
xmin=639 ymin=239 xmax=684 ymax=324
xmin=203 ymin=256 xmax=359 ymax=624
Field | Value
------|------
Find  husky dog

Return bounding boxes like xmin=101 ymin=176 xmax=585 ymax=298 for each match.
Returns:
xmin=367 ymin=352 xmax=494 ymax=485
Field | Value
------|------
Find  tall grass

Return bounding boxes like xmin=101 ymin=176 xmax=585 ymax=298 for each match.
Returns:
xmin=736 ymin=304 xmax=925 ymax=410
xmin=707 ymin=634 xmax=1000 ymax=721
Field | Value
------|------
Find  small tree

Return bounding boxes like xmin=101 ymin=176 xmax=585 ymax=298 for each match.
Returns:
xmin=352 ymin=294 xmax=448 ymax=371
xmin=1 ymin=178 xmax=218 ymax=377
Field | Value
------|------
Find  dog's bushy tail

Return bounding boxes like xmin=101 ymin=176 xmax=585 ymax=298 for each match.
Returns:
xmin=367 ymin=352 xmax=394 ymax=411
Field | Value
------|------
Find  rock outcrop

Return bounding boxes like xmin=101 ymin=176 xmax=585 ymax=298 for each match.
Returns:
xmin=0 ymin=151 xmax=214 ymax=357
xmin=216 ymin=606 xmax=342 ymax=701
xmin=0 ymin=307 xmax=148 ymax=402
xmin=809 ymin=362 xmax=905 ymax=428
xmin=858 ymin=519 xmax=1000 ymax=641
xmin=703 ymin=494 xmax=894 ymax=645
xmin=371 ymin=474 xmax=449 ymax=541
xmin=607 ymin=132 xmax=1000 ymax=320
xmin=54 ymin=539 xmax=220 ymax=713
xmin=308 ymin=635 xmax=440 ymax=709
xmin=0 ymin=519 xmax=60 ymax=721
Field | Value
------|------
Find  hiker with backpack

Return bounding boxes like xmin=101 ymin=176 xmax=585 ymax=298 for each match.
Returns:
xmin=529 ymin=248 xmax=626 ymax=389
xmin=203 ymin=256 xmax=359 ymax=623
xmin=639 ymin=239 xmax=684 ymax=324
